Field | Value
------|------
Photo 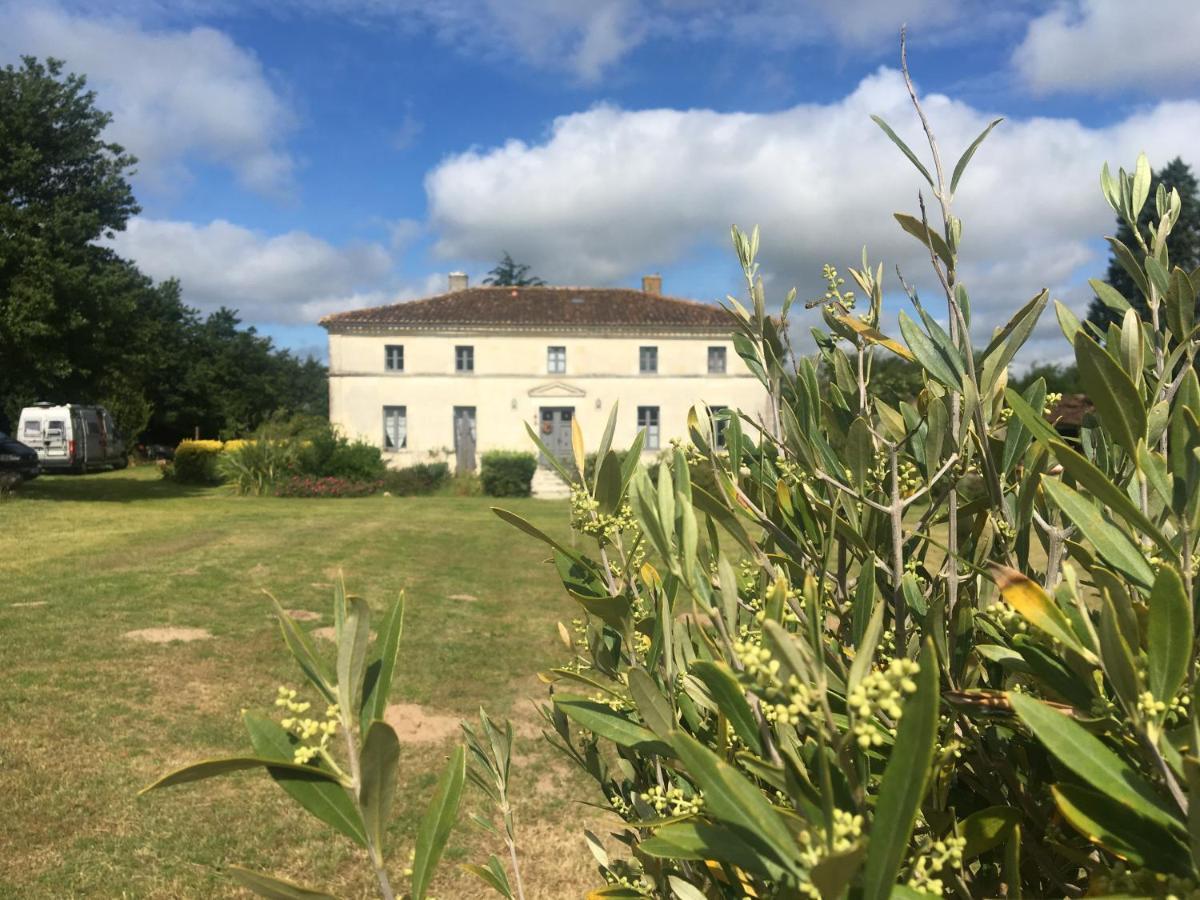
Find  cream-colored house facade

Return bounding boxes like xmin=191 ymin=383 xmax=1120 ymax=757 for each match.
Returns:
xmin=320 ymin=274 xmax=766 ymax=479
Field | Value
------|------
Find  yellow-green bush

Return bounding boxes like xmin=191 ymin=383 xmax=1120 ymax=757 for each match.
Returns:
xmin=171 ymin=440 xmax=226 ymax=484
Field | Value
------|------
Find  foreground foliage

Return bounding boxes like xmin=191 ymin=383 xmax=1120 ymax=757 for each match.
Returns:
xmin=493 ymin=48 xmax=1200 ymax=898
xmin=142 ymin=580 xmax=466 ymax=899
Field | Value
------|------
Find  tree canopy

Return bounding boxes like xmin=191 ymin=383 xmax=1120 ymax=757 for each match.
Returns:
xmin=1087 ymin=157 xmax=1200 ymax=329
xmin=482 ymin=251 xmax=545 ymax=286
xmin=0 ymin=57 xmax=327 ymax=441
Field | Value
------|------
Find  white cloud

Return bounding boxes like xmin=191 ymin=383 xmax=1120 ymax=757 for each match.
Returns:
xmin=1014 ymin=0 xmax=1200 ymax=94
xmin=425 ymin=67 xmax=1200 ymax=354
xmin=107 ymin=218 xmax=402 ymax=324
xmin=0 ymin=3 xmax=297 ymax=195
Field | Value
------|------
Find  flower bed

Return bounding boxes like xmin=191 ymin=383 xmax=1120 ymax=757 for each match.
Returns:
xmin=273 ymin=475 xmax=382 ymax=498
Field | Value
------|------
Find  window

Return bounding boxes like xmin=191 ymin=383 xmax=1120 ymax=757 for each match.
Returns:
xmin=455 ymin=345 xmax=474 ymax=373
xmin=637 ymin=406 xmax=660 ymax=451
xmin=708 ymin=346 xmax=727 ymax=374
xmin=385 ymin=344 xmax=404 ymax=372
xmin=709 ymin=405 xmax=729 ymax=449
xmin=453 ymin=406 xmax=476 ymax=449
xmin=22 ymin=420 xmax=40 ymax=439
xmin=383 ymin=406 xmax=407 ymax=450
xmin=639 ymin=346 xmax=658 ymax=374
xmin=547 ymin=345 xmax=566 ymax=374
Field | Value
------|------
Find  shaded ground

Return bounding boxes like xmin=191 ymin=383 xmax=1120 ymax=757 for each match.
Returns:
xmin=0 ymin=467 xmax=609 ymax=897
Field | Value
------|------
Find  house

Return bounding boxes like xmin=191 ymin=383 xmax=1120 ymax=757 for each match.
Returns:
xmin=319 ymin=273 xmax=767 ymax=491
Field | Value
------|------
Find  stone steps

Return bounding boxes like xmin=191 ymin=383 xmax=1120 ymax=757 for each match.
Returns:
xmin=531 ymin=467 xmax=572 ymax=499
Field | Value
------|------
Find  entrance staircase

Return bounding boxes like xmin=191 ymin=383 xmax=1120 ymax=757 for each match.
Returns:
xmin=531 ymin=466 xmax=572 ymax=500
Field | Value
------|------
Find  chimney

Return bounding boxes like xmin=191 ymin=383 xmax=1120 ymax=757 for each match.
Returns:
xmin=642 ymin=274 xmax=662 ymax=295
xmin=448 ymin=271 xmax=469 ymax=292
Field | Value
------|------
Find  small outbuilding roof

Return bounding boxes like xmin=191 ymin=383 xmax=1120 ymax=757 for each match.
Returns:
xmin=319 ymin=285 xmax=732 ymax=332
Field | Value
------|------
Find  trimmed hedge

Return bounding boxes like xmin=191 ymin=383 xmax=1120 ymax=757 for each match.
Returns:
xmin=172 ymin=440 xmax=225 ymax=485
xmin=479 ymin=450 xmax=537 ymax=497
xmin=381 ymin=462 xmax=450 ymax=496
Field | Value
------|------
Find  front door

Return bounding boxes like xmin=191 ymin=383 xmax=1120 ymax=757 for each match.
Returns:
xmin=539 ymin=407 xmax=574 ymax=470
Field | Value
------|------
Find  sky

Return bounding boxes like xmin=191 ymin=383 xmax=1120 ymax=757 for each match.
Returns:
xmin=4 ymin=0 xmax=1200 ymax=363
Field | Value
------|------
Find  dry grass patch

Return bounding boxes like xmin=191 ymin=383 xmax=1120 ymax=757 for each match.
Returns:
xmin=124 ymin=627 xmax=213 ymax=643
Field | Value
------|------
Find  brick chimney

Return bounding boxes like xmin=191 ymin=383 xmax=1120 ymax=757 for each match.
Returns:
xmin=642 ymin=274 xmax=662 ymax=295
xmin=448 ymin=271 xmax=469 ymax=292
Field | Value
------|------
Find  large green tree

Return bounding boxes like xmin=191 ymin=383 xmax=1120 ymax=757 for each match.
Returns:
xmin=0 ymin=57 xmax=327 ymax=441
xmin=482 ymin=251 xmax=545 ymax=286
xmin=1087 ymin=157 xmax=1200 ymax=329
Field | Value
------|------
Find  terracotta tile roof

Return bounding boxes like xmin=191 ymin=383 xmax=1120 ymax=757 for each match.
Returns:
xmin=1048 ymin=393 xmax=1094 ymax=433
xmin=319 ymin=286 xmax=732 ymax=331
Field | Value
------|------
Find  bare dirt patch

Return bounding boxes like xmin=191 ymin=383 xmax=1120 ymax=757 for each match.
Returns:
xmin=310 ymin=626 xmax=375 ymax=642
xmin=448 ymin=593 xmax=478 ymax=602
xmin=11 ymin=601 xmax=48 ymax=608
xmin=283 ymin=609 xmax=321 ymax=622
xmin=383 ymin=703 xmax=462 ymax=745
xmin=124 ymin=627 xmax=212 ymax=643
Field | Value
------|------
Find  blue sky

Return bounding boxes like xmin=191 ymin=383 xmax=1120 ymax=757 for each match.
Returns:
xmin=4 ymin=1 xmax=1199 ymax=362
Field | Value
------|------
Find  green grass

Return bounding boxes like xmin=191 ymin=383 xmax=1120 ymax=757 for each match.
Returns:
xmin=0 ymin=467 xmax=602 ymax=898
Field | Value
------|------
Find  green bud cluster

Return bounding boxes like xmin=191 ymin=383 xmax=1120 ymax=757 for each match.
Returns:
xmin=847 ymin=659 xmax=920 ymax=749
xmin=797 ymin=810 xmax=865 ymax=898
xmin=906 ymin=835 xmax=965 ymax=896
xmin=275 ymin=686 xmax=339 ymax=764
xmin=639 ymin=784 xmax=703 ymax=816
xmin=733 ymin=637 xmax=814 ymax=726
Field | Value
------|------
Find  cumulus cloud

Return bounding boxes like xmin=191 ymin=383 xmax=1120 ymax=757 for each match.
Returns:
xmin=426 ymin=67 xmax=1200 ymax=357
xmin=1014 ymin=0 xmax=1200 ymax=94
xmin=107 ymin=218 xmax=401 ymax=324
xmin=0 ymin=3 xmax=298 ymax=195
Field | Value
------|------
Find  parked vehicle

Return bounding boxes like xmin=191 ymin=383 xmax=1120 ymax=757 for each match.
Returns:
xmin=0 ymin=432 xmax=39 ymax=480
xmin=16 ymin=403 xmax=128 ymax=473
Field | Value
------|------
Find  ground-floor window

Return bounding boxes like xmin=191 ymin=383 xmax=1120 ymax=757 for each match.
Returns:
xmin=383 ymin=405 xmax=407 ymax=449
xmin=709 ymin=405 xmax=729 ymax=449
xmin=637 ymin=405 xmax=660 ymax=450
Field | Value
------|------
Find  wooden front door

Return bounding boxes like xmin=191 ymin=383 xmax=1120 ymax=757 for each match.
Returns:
xmin=539 ymin=407 xmax=574 ymax=469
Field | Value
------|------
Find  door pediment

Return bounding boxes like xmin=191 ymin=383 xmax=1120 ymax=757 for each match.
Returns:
xmin=528 ymin=381 xmax=586 ymax=398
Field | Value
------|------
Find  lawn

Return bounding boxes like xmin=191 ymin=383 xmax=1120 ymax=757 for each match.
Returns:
xmin=0 ymin=467 xmax=604 ymax=898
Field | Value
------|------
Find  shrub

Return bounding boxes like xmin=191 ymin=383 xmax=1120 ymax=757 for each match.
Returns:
xmin=171 ymin=439 xmax=225 ymax=484
xmin=381 ymin=462 xmax=450 ymax=496
xmin=219 ymin=439 xmax=298 ymax=496
xmin=445 ymin=472 xmax=482 ymax=497
xmin=296 ymin=424 xmax=386 ymax=482
xmin=274 ymin=475 xmax=381 ymax=498
xmin=322 ymin=439 xmax=386 ymax=482
xmin=479 ymin=450 xmax=537 ymax=497
xmin=491 ymin=54 xmax=1200 ymax=897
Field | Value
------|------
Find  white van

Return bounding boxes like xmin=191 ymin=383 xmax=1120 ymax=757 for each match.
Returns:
xmin=17 ymin=403 xmax=128 ymax=473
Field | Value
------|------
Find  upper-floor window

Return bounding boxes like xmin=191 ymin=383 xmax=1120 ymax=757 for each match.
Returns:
xmin=383 ymin=405 xmax=407 ymax=450
xmin=708 ymin=346 xmax=726 ymax=374
xmin=385 ymin=344 xmax=404 ymax=372
xmin=637 ymin=405 xmax=660 ymax=450
xmin=547 ymin=346 xmax=566 ymax=374
xmin=455 ymin=345 xmax=474 ymax=373
xmin=639 ymin=346 xmax=658 ymax=374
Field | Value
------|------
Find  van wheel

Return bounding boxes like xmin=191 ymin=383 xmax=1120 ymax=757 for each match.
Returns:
xmin=113 ymin=456 xmax=129 ymax=470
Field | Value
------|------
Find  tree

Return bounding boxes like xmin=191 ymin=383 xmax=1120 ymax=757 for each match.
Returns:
xmin=0 ymin=57 xmax=328 ymax=442
xmin=1010 ymin=361 xmax=1081 ymax=395
xmin=482 ymin=251 xmax=545 ymax=286
xmin=1087 ymin=157 xmax=1200 ymax=329
xmin=0 ymin=56 xmax=143 ymax=427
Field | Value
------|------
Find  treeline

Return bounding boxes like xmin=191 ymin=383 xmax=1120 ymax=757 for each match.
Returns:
xmin=0 ymin=57 xmax=326 ymax=443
